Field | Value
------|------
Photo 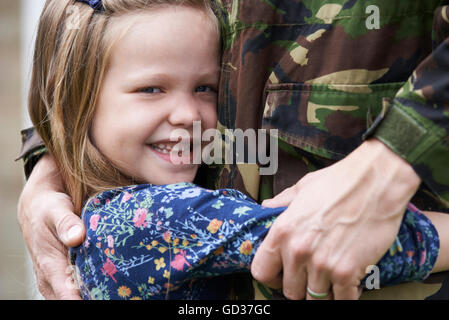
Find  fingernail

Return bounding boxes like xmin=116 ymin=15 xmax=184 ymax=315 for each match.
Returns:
xmin=261 ymin=201 xmax=272 ymax=208
xmin=66 ymin=225 xmax=82 ymax=242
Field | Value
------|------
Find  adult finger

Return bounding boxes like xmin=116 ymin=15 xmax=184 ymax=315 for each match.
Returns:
xmin=261 ymin=184 xmax=299 ymax=208
xmin=43 ymin=269 xmax=82 ymax=300
xmin=305 ymin=263 xmax=332 ymax=300
xmin=332 ymin=283 xmax=361 ymax=300
xmin=251 ymin=233 xmax=283 ymax=289
xmin=331 ymin=264 xmax=364 ymax=300
xmin=44 ymin=202 xmax=85 ymax=247
xmin=255 ymin=273 xmax=283 ymax=290
xmin=36 ymin=254 xmax=82 ymax=300
xmin=281 ymin=264 xmax=308 ymax=300
xmin=35 ymin=274 xmax=56 ymax=300
xmin=53 ymin=264 xmax=82 ymax=300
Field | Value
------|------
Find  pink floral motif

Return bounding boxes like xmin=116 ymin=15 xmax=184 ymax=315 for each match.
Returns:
xmin=122 ymin=192 xmax=132 ymax=203
xmin=163 ymin=231 xmax=171 ymax=243
xmin=416 ymin=232 xmax=422 ymax=242
xmin=420 ymin=250 xmax=427 ymax=266
xmin=89 ymin=214 xmax=100 ymax=231
xmin=133 ymin=208 xmax=148 ymax=227
xmin=407 ymin=203 xmax=419 ymax=213
xmin=84 ymin=236 xmax=91 ymax=249
xmin=107 ymin=235 xmax=114 ymax=248
xmin=101 ymin=258 xmax=118 ymax=283
xmin=170 ymin=250 xmax=191 ymax=271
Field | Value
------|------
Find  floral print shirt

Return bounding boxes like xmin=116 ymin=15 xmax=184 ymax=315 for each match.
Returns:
xmin=69 ymin=183 xmax=439 ymax=300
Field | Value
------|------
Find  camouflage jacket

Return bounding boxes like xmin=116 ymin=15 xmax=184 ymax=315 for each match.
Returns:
xmin=209 ymin=0 xmax=449 ymax=299
xmin=211 ymin=0 xmax=449 ymax=215
xmin=18 ymin=0 xmax=449 ymax=299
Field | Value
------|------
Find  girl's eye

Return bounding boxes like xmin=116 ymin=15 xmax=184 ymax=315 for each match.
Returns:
xmin=196 ymin=86 xmax=216 ymax=93
xmin=139 ymin=87 xmax=162 ymax=94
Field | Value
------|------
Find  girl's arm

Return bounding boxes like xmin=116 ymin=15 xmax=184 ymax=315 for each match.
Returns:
xmin=70 ymin=183 xmax=285 ymax=299
xmin=70 ymin=183 xmax=441 ymax=299
xmin=423 ymin=211 xmax=449 ymax=273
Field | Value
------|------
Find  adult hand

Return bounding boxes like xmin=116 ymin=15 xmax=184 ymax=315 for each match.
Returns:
xmin=17 ymin=154 xmax=85 ymax=300
xmin=251 ymin=139 xmax=421 ymax=300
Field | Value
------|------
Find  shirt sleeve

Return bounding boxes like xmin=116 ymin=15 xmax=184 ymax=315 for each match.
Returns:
xmin=368 ymin=4 xmax=449 ymax=204
xmin=70 ymin=183 xmax=284 ymax=299
xmin=15 ymin=127 xmax=46 ymax=179
xmin=363 ymin=203 xmax=440 ymax=288
xmin=69 ymin=183 xmax=440 ymax=300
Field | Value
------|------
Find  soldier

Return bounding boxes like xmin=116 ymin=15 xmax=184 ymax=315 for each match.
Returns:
xmin=18 ymin=0 xmax=449 ymax=299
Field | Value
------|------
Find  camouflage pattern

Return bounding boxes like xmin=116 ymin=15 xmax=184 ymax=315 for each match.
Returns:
xmin=210 ymin=0 xmax=449 ymax=299
xmin=211 ymin=0 xmax=449 ymax=214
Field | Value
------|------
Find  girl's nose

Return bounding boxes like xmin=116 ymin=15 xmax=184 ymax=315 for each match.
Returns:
xmin=168 ymin=95 xmax=202 ymax=127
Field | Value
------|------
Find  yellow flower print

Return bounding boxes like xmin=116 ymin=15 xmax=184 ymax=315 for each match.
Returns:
xmin=163 ymin=270 xmax=170 ymax=279
xmin=182 ymin=239 xmax=189 ymax=247
xmin=207 ymin=219 xmax=223 ymax=234
xmin=158 ymin=247 xmax=168 ymax=253
xmin=117 ymin=286 xmax=131 ymax=298
xmin=146 ymin=244 xmax=153 ymax=250
xmin=190 ymin=234 xmax=197 ymax=239
xmin=154 ymin=258 xmax=166 ymax=271
xmin=152 ymin=240 xmax=159 ymax=246
xmin=148 ymin=276 xmax=155 ymax=284
xmin=239 ymin=240 xmax=253 ymax=255
xmin=173 ymin=238 xmax=180 ymax=246
xmin=130 ymin=297 xmax=142 ymax=300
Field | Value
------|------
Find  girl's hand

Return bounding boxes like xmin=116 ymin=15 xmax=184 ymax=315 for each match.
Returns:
xmin=251 ymin=139 xmax=421 ymax=300
xmin=17 ymin=154 xmax=85 ymax=300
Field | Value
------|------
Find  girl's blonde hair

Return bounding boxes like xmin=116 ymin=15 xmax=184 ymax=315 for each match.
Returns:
xmin=29 ymin=0 xmax=220 ymax=214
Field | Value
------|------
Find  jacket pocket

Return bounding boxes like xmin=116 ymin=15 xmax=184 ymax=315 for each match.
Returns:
xmin=262 ymin=82 xmax=404 ymax=160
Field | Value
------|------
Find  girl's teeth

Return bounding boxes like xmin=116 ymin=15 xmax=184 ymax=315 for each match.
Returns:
xmin=152 ymin=144 xmax=173 ymax=152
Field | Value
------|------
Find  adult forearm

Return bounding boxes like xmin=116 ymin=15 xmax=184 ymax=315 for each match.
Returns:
xmin=26 ymin=153 xmax=63 ymax=192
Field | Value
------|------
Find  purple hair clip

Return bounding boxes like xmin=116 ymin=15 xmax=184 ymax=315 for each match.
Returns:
xmin=76 ymin=0 xmax=104 ymax=12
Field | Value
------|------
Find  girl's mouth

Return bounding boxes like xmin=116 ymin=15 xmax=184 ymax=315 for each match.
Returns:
xmin=147 ymin=142 xmax=195 ymax=164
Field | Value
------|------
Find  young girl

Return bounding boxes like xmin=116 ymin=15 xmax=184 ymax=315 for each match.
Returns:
xmin=29 ymin=0 xmax=443 ymax=300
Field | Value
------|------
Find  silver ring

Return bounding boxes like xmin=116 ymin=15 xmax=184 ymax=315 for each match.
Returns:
xmin=307 ymin=286 xmax=329 ymax=299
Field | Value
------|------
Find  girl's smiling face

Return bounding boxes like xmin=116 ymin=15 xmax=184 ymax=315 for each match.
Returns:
xmin=91 ymin=6 xmax=220 ymax=185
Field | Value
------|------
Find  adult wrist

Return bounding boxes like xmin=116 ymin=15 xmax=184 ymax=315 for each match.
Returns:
xmin=366 ymin=99 xmax=449 ymax=204
xmin=346 ymin=138 xmax=421 ymax=218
